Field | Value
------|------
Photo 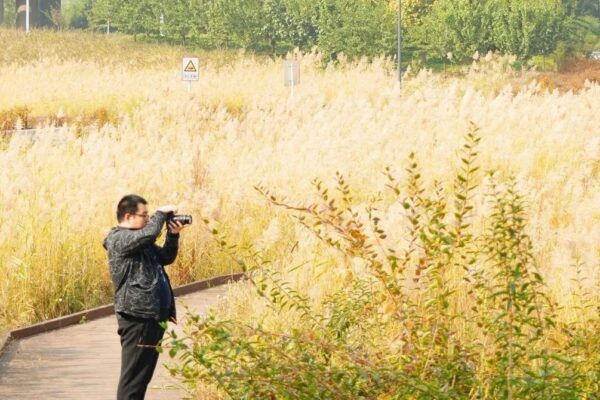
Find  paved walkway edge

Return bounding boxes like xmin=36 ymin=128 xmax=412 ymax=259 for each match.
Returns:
xmin=0 ymin=332 xmax=10 ymax=357
xmin=0 ymin=272 xmax=244 ymax=354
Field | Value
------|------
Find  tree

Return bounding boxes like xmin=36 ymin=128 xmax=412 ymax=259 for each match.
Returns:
xmin=89 ymin=0 xmax=160 ymax=38
xmin=89 ymin=0 xmax=119 ymax=32
xmin=416 ymin=0 xmax=494 ymax=61
xmin=2 ymin=0 xmax=15 ymax=27
xmin=400 ymin=0 xmax=436 ymax=28
xmin=161 ymin=0 xmax=205 ymax=45
xmin=316 ymin=0 xmax=397 ymax=60
xmin=261 ymin=0 xmax=320 ymax=51
xmin=202 ymin=0 xmax=265 ymax=49
xmin=573 ymin=0 xmax=600 ymax=15
xmin=62 ymin=0 xmax=91 ymax=28
xmin=117 ymin=0 xmax=160 ymax=39
xmin=416 ymin=0 xmax=567 ymax=61
xmin=490 ymin=0 xmax=566 ymax=58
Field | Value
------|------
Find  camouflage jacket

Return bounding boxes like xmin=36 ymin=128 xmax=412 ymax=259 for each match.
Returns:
xmin=103 ymin=211 xmax=178 ymax=322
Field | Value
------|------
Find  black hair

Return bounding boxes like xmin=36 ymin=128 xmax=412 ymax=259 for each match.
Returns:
xmin=117 ymin=194 xmax=147 ymax=222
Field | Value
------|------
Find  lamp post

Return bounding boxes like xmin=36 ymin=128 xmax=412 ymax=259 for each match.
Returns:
xmin=25 ymin=0 xmax=29 ymax=33
xmin=397 ymin=0 xmax=402 ymax=89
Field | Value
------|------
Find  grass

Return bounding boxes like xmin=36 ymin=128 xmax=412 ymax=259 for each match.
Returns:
xmin=0 ymin=28 xmax=247 ymax=67
xmin=164 ymin=140 xmax=600 ymax=397
xmin=0 ymin=28 xmax=254 ymax=123
xmin=0 ymin=28 xmax=598 ymax=396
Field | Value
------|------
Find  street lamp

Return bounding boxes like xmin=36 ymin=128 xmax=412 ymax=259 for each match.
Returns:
xmin=397 ymin=0 xmax=402 ymax=88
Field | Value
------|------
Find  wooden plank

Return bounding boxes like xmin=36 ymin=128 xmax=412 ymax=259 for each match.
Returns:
xmin=0 ymin=331 xmax=11 ymax=357
xmin=10 ymin=304 xmax=115 ymax=340
xmin=173 ymin=272 xmax=244 ymax=297
xmin=8 ymin=273 xmax=244 ymax=340
xmin=0 ymin=286 xmax=231 ymax=399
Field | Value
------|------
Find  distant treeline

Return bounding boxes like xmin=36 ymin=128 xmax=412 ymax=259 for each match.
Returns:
xmin=3 ymin=0 xmax=600 ymax=61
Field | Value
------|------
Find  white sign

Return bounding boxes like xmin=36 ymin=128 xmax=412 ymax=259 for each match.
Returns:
xmin=284 ymin=61 xmax=300 ymax=87
xmin=182 ymin=57 xmax=200 ymax=81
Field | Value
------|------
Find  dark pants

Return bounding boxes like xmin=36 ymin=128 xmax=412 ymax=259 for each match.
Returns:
xmin=116 ymin=313 xmax=166 ymax=400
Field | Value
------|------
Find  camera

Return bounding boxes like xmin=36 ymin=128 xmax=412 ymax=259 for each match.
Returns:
xmin=167 ymin=213 xmax=193 ymax=225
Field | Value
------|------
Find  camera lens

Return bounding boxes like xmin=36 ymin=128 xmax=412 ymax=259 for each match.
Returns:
xmin=171 ymin=215 xmax=192 ymax=225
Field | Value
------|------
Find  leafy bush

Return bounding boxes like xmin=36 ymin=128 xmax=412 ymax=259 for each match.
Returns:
xmin=489 ymin=0 xmax=566 ymax=58
xmin=85 ymin=0 xmax=572 ymax=62
xmin=316 ymin=0 xmax=396 ymax=60
xmin=163 ymin=130 xmax=598 ymax=398
xmin=413 ymin=0 xmax=494 ymax=61
xmin=416 ymin=0 xmax=567 ymax=61
xmin=62 ymin=0 xmax=91 ymax=29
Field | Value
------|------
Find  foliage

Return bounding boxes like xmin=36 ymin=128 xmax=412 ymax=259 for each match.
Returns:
xmin=1 ymin=29 xmax=599 ymax=358
xmin=316 ymin=0 xmax=397 ymax=60
xmin=1 ymin=0 xmax=15 ymax=28
xmin=87 ymin=0 xmax=398 ymax=60
xmin=399 ymin=0 xmax=436 ymax=28
xmin=205 ymin=0 xmax=266 ymax=49
xmin=62 ymin=0 xmax=91 ymax=29
xmin=0 ymin=0 xmax=587 ymax=62
xmin=413 ymin=0 xmax=494 ymax=61
xmin=261 ymin=0 xmax=320 ymax=51
xmin=489 ymin=0 xmax=567 ymax=58
xmin=164 ymin=132 xmax=598 ymax=398
xmin=84 ymin=0 xmax=573 ymax=61
xmin=415 ymin=0 xmax=567 ymax=61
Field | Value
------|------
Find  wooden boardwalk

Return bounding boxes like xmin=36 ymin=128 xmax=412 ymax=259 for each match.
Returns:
xmin=0 ymin=286 xmax=229 ymax=400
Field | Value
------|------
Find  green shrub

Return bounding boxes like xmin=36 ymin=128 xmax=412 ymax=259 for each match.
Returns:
xmin=163 ymin=130 xmax=597 ymax=399
xmin=415 ymin=0 xmax=567 ymax=61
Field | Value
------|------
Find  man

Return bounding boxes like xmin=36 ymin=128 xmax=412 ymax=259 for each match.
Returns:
xmin=103 ymin=194 xmax=185 ymax=400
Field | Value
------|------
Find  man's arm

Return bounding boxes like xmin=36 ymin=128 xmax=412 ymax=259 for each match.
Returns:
xmin=111 ymin=212 xmax=168 ymax=255
xmin=154 ymin=232 xmax=179 ymax=266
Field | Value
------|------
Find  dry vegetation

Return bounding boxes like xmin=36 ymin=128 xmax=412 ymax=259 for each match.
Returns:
xmin=0 ymin=28 xmax=599 ymax=397
xmin=536 ymin=58 xmax=600 ymax=92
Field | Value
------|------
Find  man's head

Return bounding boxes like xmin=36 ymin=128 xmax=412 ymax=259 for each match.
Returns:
xmin=117 ymin=194 xmax=149 ymax=229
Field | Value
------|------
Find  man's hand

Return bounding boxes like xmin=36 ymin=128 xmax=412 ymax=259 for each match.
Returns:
xmin=157 ymin=205 xmax=178 ymax=214
xmin=167 ymin=221 xmax=185 ymax=234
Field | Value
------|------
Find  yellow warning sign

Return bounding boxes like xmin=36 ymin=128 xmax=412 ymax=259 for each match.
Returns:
xmin=184 ymin=60 xmax=197 ymax=73
xmin=182 ymin=57 xmax=200 ymax=81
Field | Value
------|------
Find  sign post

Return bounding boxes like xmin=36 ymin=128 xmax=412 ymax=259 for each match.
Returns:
xmin=284 ymin=60 xmax=300 ymax=98
xmin=160 ymin=12 xmax=164 ymax=37
xmin=397 ymin=0 xmax=402 ymax=89
xmin=182 ymin=57 xmax=200 ymax=93
xmin=26 ymin=0 xmax=29 ymax=33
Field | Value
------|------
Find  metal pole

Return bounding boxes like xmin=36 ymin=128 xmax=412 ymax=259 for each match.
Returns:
xmin=397 ymin=0 xmax=402 ymax=88
xmin=160 ymin=12 xmax=164 ymax=37
xmin=26 ymin=0 xmax=29 ymax=33
xmin=290 ymin=63 xmax=295 ymax=98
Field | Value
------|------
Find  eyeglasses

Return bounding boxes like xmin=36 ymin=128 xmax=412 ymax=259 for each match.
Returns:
xmin=134 ymin=213 xmax=150 ymax=220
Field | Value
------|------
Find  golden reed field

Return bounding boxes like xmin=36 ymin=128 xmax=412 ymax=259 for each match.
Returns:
xmin=0 ymin=29 xmax=599 ymax=343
